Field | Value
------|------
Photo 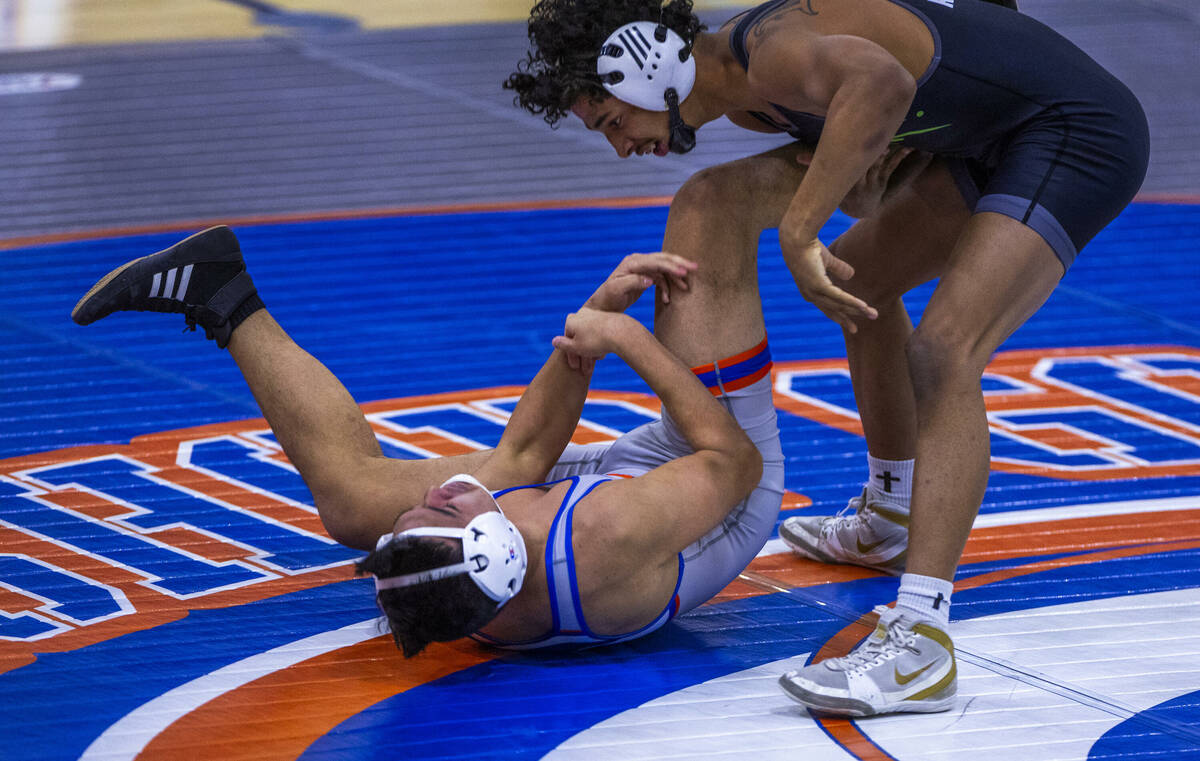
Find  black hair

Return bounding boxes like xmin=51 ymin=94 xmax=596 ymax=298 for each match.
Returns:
xmin=503 ymin=0 xmax=704 ymax=127
xmin=355 ymin=535 xmax=500 ymax=658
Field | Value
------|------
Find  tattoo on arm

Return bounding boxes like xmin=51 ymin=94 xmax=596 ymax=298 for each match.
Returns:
xmin=748 ymin=0 xmax=818 ymax=41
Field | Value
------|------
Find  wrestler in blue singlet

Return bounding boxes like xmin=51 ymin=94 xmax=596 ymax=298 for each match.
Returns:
xmin=729 ymin=0 xmax=1150 ymax=269
xmin=472 ymin=339 xmax=785 ymax=650
xmin=471 ymin=474 xmax=682 ymax=649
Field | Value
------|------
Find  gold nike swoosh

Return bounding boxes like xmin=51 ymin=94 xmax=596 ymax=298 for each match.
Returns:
xmin=857 ymin=537 xmax=886 ymax=554
xmin=894 ymin=662 xmax=934 ymax=685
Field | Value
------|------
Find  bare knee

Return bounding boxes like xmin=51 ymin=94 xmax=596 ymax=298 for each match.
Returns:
xmin=670 ymin=165 xmax=762 ymax=231
xmin=904 ymin=324 xmax=988 ymax=405
xmin=669 ymin=148 xmax=804 ymax=234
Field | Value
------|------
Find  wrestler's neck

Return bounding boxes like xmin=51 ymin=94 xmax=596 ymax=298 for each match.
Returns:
xmin=492 ymin=488 xmax=547 ymax=554
xmin=680 ymin=31 xmax=763 ymax=127
xmin=475 ymin=488 xmax=556 ymax=638
xmin=492 ymin=481 xmax=562 ymax=576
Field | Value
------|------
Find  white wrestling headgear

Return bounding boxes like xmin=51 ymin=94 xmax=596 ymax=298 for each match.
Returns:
xmin=373 ymin=474 xmax=528 ymax=607
xmin=597 ymin=21 xmax=698 ymax=154
xmin=597 ymin=21 xmax=696 ymax=112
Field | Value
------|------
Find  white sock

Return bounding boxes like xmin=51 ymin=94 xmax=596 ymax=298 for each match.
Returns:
xmin=896 ymin=572 xmax=952 ymax=628
xmin=867 ymin=455 xmax=913 ymax=510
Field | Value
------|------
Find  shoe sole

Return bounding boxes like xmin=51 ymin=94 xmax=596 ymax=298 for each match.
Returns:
xmin=71 ymin=226 xmax=241 ymax=325
xmin=71 ymin=253 xmax=155 ymax=325
xmin=778 ymin=674 xmax=956 ymax=717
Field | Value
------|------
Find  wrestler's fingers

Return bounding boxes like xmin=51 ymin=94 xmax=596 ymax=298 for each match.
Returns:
xmin=813 ymin=282 xmax=878 ymax=320
xmin=621 ymin=251 xmax=695 ymax=269
xmin=648 ymin=263 xmax=693 ymax=293
xmin=824 ymin=253 xmax=856 ymax=281
xmin=818 ymin=304 xmax=859 ymax=334
xmin=554 ymin=339 xmax=580 ymax=370
xmin=617 ymin=273 xmax=654 ymax=294
xmin=882 ymin=146 xmax=914 ymax=174
xmin=888 ymin=150 xmax=934 ymax=189
xmin=811 ymin=294 xmax=876 ymax=334
xmin=656 ymin=257 xmax=696 ymax=298
xmin=627 ymin=252 xmax=698 ymax=280
xmin=552 ymin=335 xmax=592 ymax=361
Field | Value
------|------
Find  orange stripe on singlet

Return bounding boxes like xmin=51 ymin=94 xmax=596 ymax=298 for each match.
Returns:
xmin=688 ymin=336 xmax=770 ymax=376
xmin=713 ymin=363 xmax=772 ymax=393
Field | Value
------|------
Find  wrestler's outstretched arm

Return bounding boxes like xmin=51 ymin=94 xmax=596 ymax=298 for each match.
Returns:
xmin=474 ymin=253 xmax=697 ymax=488
xmin=288 ymin=253 xmax=695 ymax=548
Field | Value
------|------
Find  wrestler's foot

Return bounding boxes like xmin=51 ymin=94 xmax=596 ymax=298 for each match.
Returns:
xmin=778 ymin=605 xmax=956 ymax=717
xmin=72 ymin=226 xmax=262 ymax=348
xmin=778 ymin=488 xmax=908 ymax=574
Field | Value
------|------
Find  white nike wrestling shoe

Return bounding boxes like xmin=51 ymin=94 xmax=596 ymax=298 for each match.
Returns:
xmin=779 ymin=605 xmax=956 ymax=717
xmin=778 ymin=489 xmax=908 ymax=574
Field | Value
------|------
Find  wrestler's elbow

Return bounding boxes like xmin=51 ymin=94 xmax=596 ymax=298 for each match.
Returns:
xmin=855 ymin=63 xmax=915 ymax=150
xmin=726 ymin=433 xmax=763 ymax=498
xmin=314 ymin=496 xmax=376 ymax=550
xmin=875 ymin=64 xmax=916 ymax=122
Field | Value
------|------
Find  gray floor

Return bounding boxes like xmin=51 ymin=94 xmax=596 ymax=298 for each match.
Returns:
xmin=1 ymin=0 xmax=1197 ymax=242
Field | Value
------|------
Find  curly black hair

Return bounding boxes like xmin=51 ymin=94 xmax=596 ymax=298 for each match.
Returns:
xmin=356 ymin=535 xmax=500 ymax=658
xmin=504 ymin=0 xmax=704 ymax=127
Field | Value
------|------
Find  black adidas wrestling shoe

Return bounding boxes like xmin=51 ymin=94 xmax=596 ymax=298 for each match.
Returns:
xmin=71 ymin=226 xmax=263 ymax=348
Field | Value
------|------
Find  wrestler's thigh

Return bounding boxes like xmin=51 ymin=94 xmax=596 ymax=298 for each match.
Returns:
xmin=915 ymin=211 xmax=1064 ymax=374
xmin=657 ymin=142 xmax=810 ymax=365
xmin=830 ymin=158 xmax=971 ymax=304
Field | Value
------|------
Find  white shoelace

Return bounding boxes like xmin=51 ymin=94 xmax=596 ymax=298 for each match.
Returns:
xmin=830 ymin=607 xmax=919 ymax=676
xmin=819 ymin=493 xmax=868 ymax=539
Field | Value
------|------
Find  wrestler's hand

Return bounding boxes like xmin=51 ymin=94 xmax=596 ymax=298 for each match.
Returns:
xmin=834 ymin=146 xmax=932 ymax=219
xmin=782 ymin=237 xmax=878 ymax=334
xmin=584 ymin=252 xmax=698 ymax=312
xmin=552 ymin=308 xmax=635 ymax=363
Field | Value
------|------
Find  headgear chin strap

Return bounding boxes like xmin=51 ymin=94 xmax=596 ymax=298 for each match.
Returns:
xmin=598 ymin=21 xmax=698 ymax=154
xmin=664 ymin=89 xmax=697 ymax=154
xmin=373 ymin=474 xmax=528 ymax=606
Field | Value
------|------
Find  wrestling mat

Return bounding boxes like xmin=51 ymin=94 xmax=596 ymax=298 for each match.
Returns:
xmin=2 ymin=201 xmax=1199 ymax=760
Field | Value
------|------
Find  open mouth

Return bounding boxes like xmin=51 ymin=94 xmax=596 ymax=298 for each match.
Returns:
xmin=638 ymin=140 xmax=667 ymax=157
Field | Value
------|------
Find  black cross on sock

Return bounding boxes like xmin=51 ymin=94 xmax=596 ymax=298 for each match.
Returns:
xmin=876 ymin=470 xmax=901 ymax=493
